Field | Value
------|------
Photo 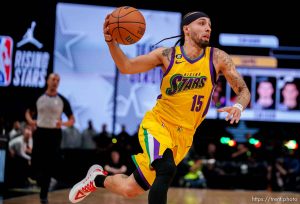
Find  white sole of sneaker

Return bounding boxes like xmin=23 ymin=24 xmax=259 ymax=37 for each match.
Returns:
xmin=69 ymin=164 xmax=103 ymax=203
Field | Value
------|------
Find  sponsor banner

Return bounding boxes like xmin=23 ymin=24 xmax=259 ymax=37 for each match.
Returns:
xmin=231 ymin=55 xmax=277 ymax=68
xmin=219 ymin=33 xmax=279 ymax=48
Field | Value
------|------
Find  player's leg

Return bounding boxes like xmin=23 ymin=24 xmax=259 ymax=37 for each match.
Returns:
xmin=135 ymin=112 xmax=177 ymax=204
xmin=101 ymin=172 xmax=145 ymax=197
xmin=148 ymin=148 xmax=177 ymax=204
xmin=68 ymin=165 xmax=145 ymax=203
xmin=149 ymin=127 xmax=194 ymax=204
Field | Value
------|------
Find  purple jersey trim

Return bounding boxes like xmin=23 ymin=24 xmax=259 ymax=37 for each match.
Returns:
xmin=209 ymin=47 xmax=217 ymax=85
xmin=180 ymin=46 xmax=205 ymax=64
xmin=163 ymin=47 xmax=175 ymax=77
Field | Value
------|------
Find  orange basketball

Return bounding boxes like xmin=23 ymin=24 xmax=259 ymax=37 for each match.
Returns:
xmin=108 ymin=6 xmax=146 ymax=45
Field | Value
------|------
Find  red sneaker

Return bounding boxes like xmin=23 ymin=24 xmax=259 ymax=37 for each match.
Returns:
xmin=68 ymin=164 xmax=107 ymax=203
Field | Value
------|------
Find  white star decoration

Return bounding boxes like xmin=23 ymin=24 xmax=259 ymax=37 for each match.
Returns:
xmin=54 ymin=10 xmax=85 ymax=69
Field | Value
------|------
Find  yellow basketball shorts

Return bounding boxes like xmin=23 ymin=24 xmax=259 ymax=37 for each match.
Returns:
xmin=131 ymin=111 xmax=195 ymax=188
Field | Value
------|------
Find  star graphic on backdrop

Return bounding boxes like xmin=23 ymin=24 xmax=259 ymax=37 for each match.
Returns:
xmin=103 ymin=72 xmax=158 ymax=134
xmin=102 ymin=72 xmax=119 ymax=108
xmin=117 ymin=101 xmax=143 ymax=134
xmin=54 ymin=10 xmax=85 ymax=68
xmin=104 ymin=73 xmax=144 ymax=115
xmin=226 ymin=121 xmax=259 ymax=143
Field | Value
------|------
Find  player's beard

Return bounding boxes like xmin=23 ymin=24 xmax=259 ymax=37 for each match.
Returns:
xmin=197 ymin=39 xmax=209 ymax=48
xmin=191 ymin=32 xmax=209 ymax=48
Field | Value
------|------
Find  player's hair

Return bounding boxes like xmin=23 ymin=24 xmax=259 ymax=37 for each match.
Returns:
xmin=153 ymin=11 xmax=210 ymax=47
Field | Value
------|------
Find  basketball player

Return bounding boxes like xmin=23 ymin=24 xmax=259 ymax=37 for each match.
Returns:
xmin=69 ymin=11 xmax=250 ymax=204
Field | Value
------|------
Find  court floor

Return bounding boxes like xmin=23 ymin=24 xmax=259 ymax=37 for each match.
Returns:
xmin=3 ymin=188 xmax=300 ymax=204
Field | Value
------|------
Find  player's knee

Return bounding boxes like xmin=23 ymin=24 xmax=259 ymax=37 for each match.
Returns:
xmin=156 ymin=160 xmax=177 ymax=180
xmin=121 ymin=176 xmax=144 ymax=198
xmin=152 ymin=149 xmax=177 ymax=180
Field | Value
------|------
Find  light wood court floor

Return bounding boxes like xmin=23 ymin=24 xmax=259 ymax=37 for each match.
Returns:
xmin=3 ymin=188 xmax=300 ymax=204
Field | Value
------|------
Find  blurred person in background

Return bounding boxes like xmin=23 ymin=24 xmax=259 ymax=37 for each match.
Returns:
xmin=104 ymin=149 xmax=128 ymax=175
xmin=116 ymin=124 xmax=132 ymax=162
xmin=25 ymin=73 xmax=75 ymax=204
xmin=81 ymin=120 xmax=97 ymax=150
xmin=61 ymin=124 xmax=82 ymax=149
xmin=9 ymin=120 xmax=22 ymax=140
xmin=93 ymin=124 xmax=113 ymax=165
xmin=179 ymin=146 xmax=206 ymax=188
xmin=274 ymin=149 xmax=300 ymax=191
xmin=8 ymin=125 xmax=33 ymax=187
xmin=278 ymin=81 xmax=300 ymax=111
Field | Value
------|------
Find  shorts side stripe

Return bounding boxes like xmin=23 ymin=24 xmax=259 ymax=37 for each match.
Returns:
xmin=131 ymin=155 xmax=151 ymax=188
xmin=143 ymin=128 xmax=151 ymax=162
xmin=147 ymin=131 xmax=155 ymax=162
xmin=153 ymin=135 xmax=162 ymax=161
xmin=144 ymin=129 xmax=162 ymax=163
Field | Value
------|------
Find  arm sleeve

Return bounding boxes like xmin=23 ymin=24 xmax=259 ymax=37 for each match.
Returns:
xmin=59 ymin=94 xmax=73 ymax=117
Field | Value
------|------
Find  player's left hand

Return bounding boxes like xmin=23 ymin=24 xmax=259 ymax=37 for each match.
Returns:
xmin=217 ymin=106 xmax=241 ymax=124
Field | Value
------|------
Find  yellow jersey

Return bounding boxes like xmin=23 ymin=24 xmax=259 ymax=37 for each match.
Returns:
xmin=152 ymin=46 xmax=216 ymax=130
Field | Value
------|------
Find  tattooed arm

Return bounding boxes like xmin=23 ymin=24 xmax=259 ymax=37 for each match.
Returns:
xmin=213 ymin=48 xmax=251 ymax=123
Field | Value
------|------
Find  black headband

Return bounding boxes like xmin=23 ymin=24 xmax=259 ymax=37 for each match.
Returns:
xmin=152 ymin=11 xmax=209 ymax=47
xmin=181 ymin=11 xmax=209 ymax=28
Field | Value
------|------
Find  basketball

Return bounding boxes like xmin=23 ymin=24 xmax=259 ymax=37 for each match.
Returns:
xmin=108 ymin=6 xmax=146 ymax=45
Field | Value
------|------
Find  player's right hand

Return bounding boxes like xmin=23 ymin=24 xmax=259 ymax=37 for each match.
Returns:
xmin=103 ymin=14 xmax=113 ymax=43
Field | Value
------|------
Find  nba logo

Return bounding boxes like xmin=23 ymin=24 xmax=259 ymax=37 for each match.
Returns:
xmin=0 ymin=36 xmax=13 ymax=86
